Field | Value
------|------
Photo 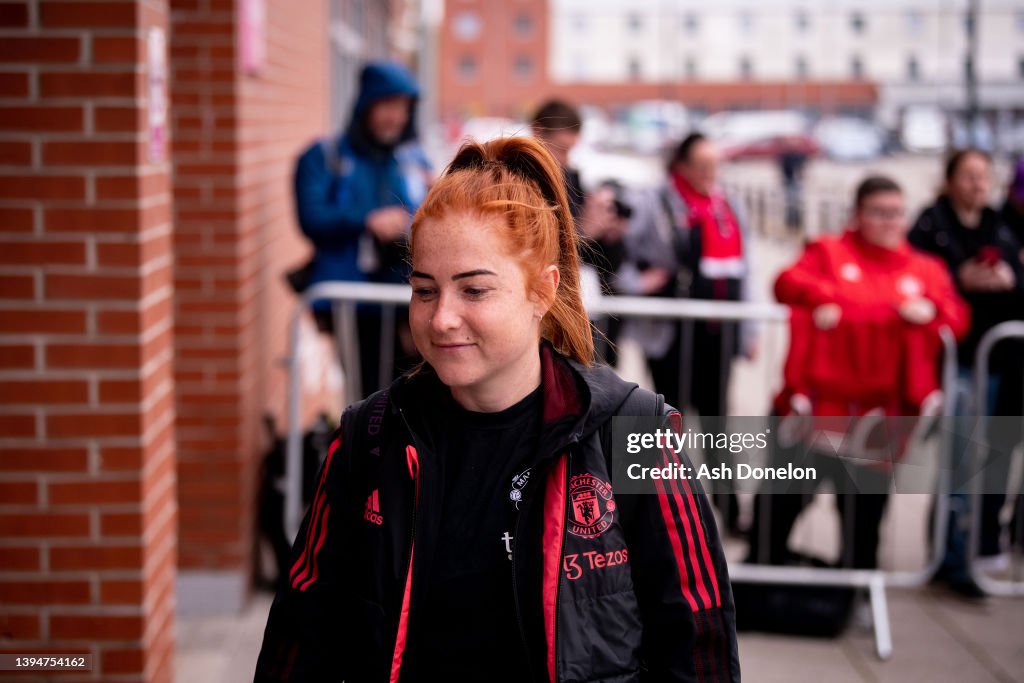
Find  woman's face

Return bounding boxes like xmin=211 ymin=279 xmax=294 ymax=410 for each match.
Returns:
xmin=948 ymin=152 xmax=992 ymax=212
xmin=676 ymin=139 xmax=719 ymax=195
xmin=410 ymin=211 xmax=555 ymax=411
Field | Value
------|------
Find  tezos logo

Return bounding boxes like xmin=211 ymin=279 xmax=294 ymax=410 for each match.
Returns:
xmin=567 ymin=474 xmax=615 ymax=539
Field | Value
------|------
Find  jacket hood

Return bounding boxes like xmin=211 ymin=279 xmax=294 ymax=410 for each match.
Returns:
xmin=347 ymin=61 xmax=420 ymax=148
xmin=389 ymin=342 xmax=640 ymax=452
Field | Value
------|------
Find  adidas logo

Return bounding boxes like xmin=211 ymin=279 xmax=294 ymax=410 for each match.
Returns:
xmin=363 ymin=489 xmax=383 ymax=526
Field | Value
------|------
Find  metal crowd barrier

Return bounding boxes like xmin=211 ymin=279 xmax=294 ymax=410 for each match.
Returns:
xmin=969 ymin=320 xmax=1024 ymax=597
xmin=283 ymin=282 xmax=963 ymax=661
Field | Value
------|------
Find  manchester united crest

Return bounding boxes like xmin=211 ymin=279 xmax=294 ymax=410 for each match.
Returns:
xmin=567 ymin=473 xmax=616 ymax=538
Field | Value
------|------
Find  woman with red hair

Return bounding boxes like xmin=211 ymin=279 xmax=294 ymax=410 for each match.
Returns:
xmin=255 ymin=137 xmax=739 ymax=682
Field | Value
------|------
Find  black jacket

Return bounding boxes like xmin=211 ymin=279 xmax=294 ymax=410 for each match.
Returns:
xmin=909 ymin=195 xmax=1024 ymax=370
xmin=255 ymin=344 xmax=739 ymax=682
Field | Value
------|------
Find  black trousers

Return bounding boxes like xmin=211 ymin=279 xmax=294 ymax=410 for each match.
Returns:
xmin=747 ymin=448 xmax=891 ymax=569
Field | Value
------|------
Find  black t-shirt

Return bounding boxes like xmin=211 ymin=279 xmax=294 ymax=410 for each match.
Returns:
xmin=403 ymin=383 xmax=544 ymax=681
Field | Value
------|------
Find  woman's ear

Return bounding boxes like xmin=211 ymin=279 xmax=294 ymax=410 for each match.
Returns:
xmin=534 ymin=265 xmax=560 ymax=318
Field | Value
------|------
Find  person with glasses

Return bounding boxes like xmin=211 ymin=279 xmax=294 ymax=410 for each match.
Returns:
xmin=747 ymin=175 xmax=969 ymax=571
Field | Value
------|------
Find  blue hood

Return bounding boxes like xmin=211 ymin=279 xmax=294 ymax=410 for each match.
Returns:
xmin=348 ymin=61 xmax=420 ymax=147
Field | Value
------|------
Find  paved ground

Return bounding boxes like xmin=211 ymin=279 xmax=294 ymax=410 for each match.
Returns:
xmin=176 ymin=159 xmax=1024 ymax=682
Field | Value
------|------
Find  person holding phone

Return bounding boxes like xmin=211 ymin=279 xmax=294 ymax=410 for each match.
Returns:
xmin=909 ymin=148 xmax=1024 ymax=598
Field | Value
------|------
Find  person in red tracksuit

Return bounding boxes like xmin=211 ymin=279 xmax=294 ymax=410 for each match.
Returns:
xmin=748 ymin=175 xmax=969 ymax=570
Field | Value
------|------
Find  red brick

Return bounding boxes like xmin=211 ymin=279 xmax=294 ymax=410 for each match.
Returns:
xmin=0 ymin=141 xmax=32 ymax=165
xmin=0 ymin=379 xmax=88 ymax=404
xmin=0 ymin=446 xmax=89 ymax=473
xmin=39 ymin=2 xmax=136 ymax=28
xmin=0 ymin=3 xmax=29 ymax=27
xmin=0 ymin=581 xmax=91 ymax=605
xmin=47 ymin=412 xmax=141 ymax=438
xmin=47 ymin=343 xmax=140 ymax=368
xmin=0 ymin=71 xmax=29 ymax=97
xmin=46 ymin=273 xmax=139 ymax=300
xmin=98 ymin=379 xmax=142 ymax=403
xmin=39 ymin=71 xmax=140 ymax=98
xmin=0 ymin=481 xmax=36 ymax=504
xmin=100 ymin=579 xmax=142 ymax=604
xmin=0 ymin=105 xmax=83 ymax=131
xmin=100 ymin=512 xmax=142 ymax=536
xmin=45 ymin=207 xmax=138 ymax=233
xmin=0 ymin=37 xmax=80 ymax=63
xmin=0 ymin=273 xmax=34 ymax=298
xmin=49 ymin=479 xmax=139 ymax=505
xmin=0 ymin=513 xmax=90 ymax=537
xmin=0 ymin=547 xmax=39 ymax=571
xmin=50 ymin=544 xmax=141 ymax=571
xmin=94 ymin=106 xmax=142 ymax=132
xmin=99 ymin=446 xmax=142 ymax=471
xmin=0 ymin=613 xmax=40 ymax=639
xmin=0 ymin=309 xmax=86 ymax=334
xmin=0 ymin=175 xmax=86 ymax=201
xmin=43 ymin=141 xmax=141 ymax=167
xmin=50 ymin=614 xmax=143 ymax=640
xmin=0 ymin=240 xmax=86 ymax=266
xmin=96 ymin=172 xmax=167 ymax=200
xmin=0 ymin=414 xmax=34 ymax=437
xmin=102 ymin=647 xmax=145 ymax=674
xmin=0 ymin=207 xmax=35 ymax=232
xmin=96 ymin=309 xmax=139 ymax=334
xmin=92 ymin=37 xmax=142 ymax=64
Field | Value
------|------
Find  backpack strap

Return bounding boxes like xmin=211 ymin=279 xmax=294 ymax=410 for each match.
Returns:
xmin=599 ymin=386 xmax=665 ymax=472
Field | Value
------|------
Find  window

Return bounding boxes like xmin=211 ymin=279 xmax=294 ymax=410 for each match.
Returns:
xmin=850 ymin=11 xmax=866 ymax=35
xmin=907 ymin=55 xmax=920 ymax=82
xmin=739 ymin=56 xmax=753 ymax=80
xmin=851 ymin=55 xmax=864 ymax=79
xmin=905 ymin=10 xmax=923 ymax=36
xmin=683 ymin=13 xmax=699 ymax=34
xmin=572 ymin=12 xmax=587 ymax=32
xmin=453 ymin=11 xmax=481 ymax=41
xmin=458 ymin=55 xmax=477 ymax=81
xmin=738 ymin=11 xmax=754 ymax=33
xmin=628 ymin=57 xmax=641 ymax=81
xmin=795 ymin=55 xmax=808 ymax=80
xmin=795 ymin=10 xmax=809 ymax=33
xmin=514 ymin=13 xmax=533 ymax=37
xmin=514 ymin=55 xmax=533 ymax=80
xmin=684 ymin=57 xmax=698 ymax=81
xmin=627 ymin=13 xmax=642 ymax=32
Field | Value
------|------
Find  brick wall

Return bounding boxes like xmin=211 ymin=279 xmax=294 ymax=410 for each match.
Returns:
xmin=170 ymin=0 xmax=332 ymax=612
xmin=0 ymin=1 xmax=176 ymax=681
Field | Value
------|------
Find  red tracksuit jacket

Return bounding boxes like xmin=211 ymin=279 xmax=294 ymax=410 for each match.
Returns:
xmin=774 ymin=230 xmax=969 ymax=417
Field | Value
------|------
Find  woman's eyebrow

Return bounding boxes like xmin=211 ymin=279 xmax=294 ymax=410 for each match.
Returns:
xmin=409 ymin=271 xmax=434 ymax=280
xmin=452 ymin=269 xmax=497 ymax=281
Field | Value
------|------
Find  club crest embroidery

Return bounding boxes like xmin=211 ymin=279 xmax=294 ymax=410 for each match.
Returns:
xmin=567 ymin=473 xmax=616 ymax=538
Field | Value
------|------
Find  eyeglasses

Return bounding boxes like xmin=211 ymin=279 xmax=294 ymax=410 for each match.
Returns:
xmin=861 ymin=207 xmax=906 ymax=221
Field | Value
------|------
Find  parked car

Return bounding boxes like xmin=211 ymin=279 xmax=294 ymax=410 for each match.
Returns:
xmin=813 ymin=117 xmax=885 ymax=161
xmin=701 ymin=110 xmax=819 ymax=160
xmin=900 ymin=105 xmax=947 ymax=154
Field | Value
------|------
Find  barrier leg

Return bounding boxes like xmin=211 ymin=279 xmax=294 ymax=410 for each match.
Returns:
xmin=869 ymin=573 xmax=892 ymax=661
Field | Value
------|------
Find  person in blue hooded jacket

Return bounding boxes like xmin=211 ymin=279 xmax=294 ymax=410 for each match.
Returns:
xmin=294 ymin=61 xmax=432 ymax=397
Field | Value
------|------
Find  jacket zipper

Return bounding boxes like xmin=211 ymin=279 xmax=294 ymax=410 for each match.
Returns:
xmin=391 ymin=409 xmax=423 ymax=682
xmin=551 ymin=450 xmax=570 ymax=683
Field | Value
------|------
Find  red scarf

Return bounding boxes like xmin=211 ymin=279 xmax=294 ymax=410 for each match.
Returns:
xmin=670 ymin=172 xmax=744 ymax=275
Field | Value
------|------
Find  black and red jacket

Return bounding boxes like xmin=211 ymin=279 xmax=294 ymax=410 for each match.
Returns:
xmin=254 ymin=344 xmax=739 ymax=682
